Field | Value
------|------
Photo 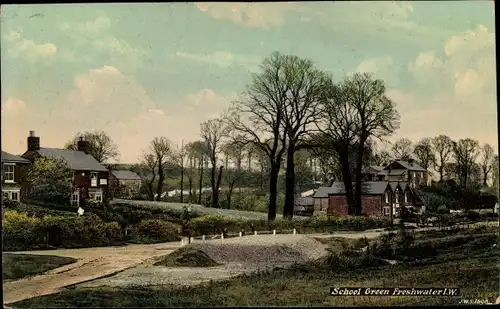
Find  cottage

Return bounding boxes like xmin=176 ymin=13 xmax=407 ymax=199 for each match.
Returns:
xmin=110 ymin=170 xmax=142 ymax=199
xmin=362 ymin=159 xmax=430 ymax=188
xmin=327 ymin=181 xmax=419 ymax=218
xmin=21 ymin=131 xmax=110 ymax=207
xmin=312 ymin=186 xmax=333 ymax=214
xmin=294 ymin=196 xmax=314 ymax=216
xmin=1 ymin=151 xmax=30 ymax=202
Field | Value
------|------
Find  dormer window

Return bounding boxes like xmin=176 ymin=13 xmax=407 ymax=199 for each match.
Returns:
xmin=385 ymin=192 xmax=389 ymax=203
xmin=3 ymin=164 xmax=15 ymax=183
xmin=90 ymin=172 xmax=98 ymax=187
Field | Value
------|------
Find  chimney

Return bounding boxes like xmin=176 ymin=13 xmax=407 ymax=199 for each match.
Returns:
xmin=408 ymin=158 xmax=415 ymax=164
xmin=27 ymin=130 xmax=40 ymax=151
xmin=77 ymin=136 xmax=90 ymax=154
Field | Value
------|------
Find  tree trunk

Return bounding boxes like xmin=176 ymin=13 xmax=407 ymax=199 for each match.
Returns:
xmin=338 ymin=150 xmax=356 ymax=215
xmin=439 ymin=165 xmax=444 ymax=182
xmin=188 ymin=176 xmax=193 ymax=202
xmin=198 ymin=158 xmax=203 ymax=204
xmin=283 ymin=145 xmax=295 ymax=219
xmin=354 ymin=139 xmax=367 ymax=216
xmin=180 ymin=165 xmax=184 ymax=203
xmin=156 ymin=163 xmax=164 ymax=201
xmin=268 ymin=163 xmax=280 ymax=221
xmin=227 ymin=181 xmax=235 ymax=209
xmin=211 ymin=160 xmax=217 ymax=207
xmin=260 ymin=165 xmax=264 ymax=192
xmin=214 ymin=166 xmax=223 ymax=207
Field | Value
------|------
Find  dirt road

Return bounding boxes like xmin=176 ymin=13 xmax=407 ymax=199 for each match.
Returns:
xmin=4 ymin=221 xmax=497 ymax=305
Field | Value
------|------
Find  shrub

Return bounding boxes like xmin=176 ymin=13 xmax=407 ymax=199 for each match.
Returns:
xmin=436 ymin=205 xmax=449 ymax=214
xmin=466 ymin=210 xmax=481 ymax=221
xmin=132 ymin=219 xmax=181 ymax=243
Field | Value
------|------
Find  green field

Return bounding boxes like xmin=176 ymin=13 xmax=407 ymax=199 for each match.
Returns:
xmin=12 ymin=230 xmax=498 ymax=307
xmin=3 ymin=254 xmax=77 ymax=281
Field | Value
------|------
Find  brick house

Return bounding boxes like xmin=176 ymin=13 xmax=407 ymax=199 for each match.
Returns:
xmin=109 ymin=170 xmax=142 ymax=199
xmin=1 ymin=151 xmax=30 ymax=202
xmin=362 ymin=159 xmax=430 ymax=188
xmin=327 ymin=181 xmax=419 ymax=218
xmin=21 ymin=131 xmax=110 ymax=207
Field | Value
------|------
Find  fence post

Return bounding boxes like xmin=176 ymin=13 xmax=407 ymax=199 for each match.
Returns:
xmin=221 ymin=233 xmax=224 ymax=240
xmin=293 ymin=228 xmax=296 ymax=235
xmin=273 ymin=229 xmax=276 ymax=236
xmin=202 ymin=235 xmax=206 ymax=241
xmin=190 ymin=237 xmax=193 ymax=243
xmin=239 ymin=232 xmax=242 ymax=237
xmin=254 ymin=230 xmax=258 ymax=236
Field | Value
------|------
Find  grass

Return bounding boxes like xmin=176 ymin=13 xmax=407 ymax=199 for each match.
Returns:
xmin=3 ymin=254 xmax=77 ymax=281
xmin=153 ymin=247 xmax=221 ymax=268
xmin=12 ymin=229 xmax=498 ymax=307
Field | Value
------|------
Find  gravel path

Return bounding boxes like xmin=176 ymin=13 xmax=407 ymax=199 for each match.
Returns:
xmin=77 ymin=234 xmax=329 ymax=289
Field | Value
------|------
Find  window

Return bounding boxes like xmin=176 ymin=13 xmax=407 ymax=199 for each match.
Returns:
xmin=404 ymin=191 xmax=408 ymax=203
xmin=383 ymin=206 xmax=391 ymax=216
xmin=3 ymin=164 xmax=14 ymax=182
xmin=89 ymin=190 xmax=103 ymax=203
xmin=385 ymin=192 xmax=389 ymax=203
xmin=420 ymin=172 xmax=424 ymax=178
xmin=11 ymin=191 xmax=19 ymax=202
xmin=90 ymin=173 xmax=98 ymax=187
xmin=71 ymin=191 xmax=80 ymax=206
xmin=321 ymin=204 xmax=328 ymax=212
xmin=395 ymin=189 xmax=399 ymax=203
xmin=100 ymin=178 xmax=107 ymax=185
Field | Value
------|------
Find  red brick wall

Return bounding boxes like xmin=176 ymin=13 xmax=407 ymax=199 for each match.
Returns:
xmin=74 ymin=171 xmax=110 ymax=201
xmin=328 ymin=195 xmax=383 ymax=217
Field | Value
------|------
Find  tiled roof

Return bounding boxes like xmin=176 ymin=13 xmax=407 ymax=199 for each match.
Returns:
xmin=295 ymin=197 xmax=314 ymax=205
xmin=313 ymin=186 xmax=334 ymax=198
xmin=111 ymin=170 xmax=141 ymax=180
xmin=377 ymin=169 xmax=407 ymax=176
xmin=37 ymin=148 xmax=108 ymax=172
xmin=328 ymin=181 xmax=391 ymax=195
xmin=1 ymin=151 xmax=30 ymax=164
xmin=392 ymin=160 xmax=427 ymax=172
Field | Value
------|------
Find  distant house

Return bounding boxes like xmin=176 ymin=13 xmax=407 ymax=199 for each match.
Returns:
xmin=327 ymin=181 xmax=420 ymax=218
xmin=21 ymin=131 xmax=110 ymax=207
xmin=294 ymin=196 xmax=314 ymax=216
xmin=1 ymin=151 xmax=30 ymax=202
xmin=312 ymin=186 xmax=333 ymax=214
xmin=110 ymin=170 xmax=142 ymax=199
xmin=362 ymin=159 xmax=430 ymax=188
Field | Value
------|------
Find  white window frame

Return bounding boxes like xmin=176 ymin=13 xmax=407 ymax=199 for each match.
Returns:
xmin=413 ymin=171 xmax=416 ymax=178
xmin=3 ymin=163 xmax=15 ymax=183
xmin=383 ymin=206 xmax=391 ymax=216
xmin=420 ymin=172 xmax=424 ymax=178
xmin=89 ymin=190 xmax=103 ymax=203
xmin=395 ymin=189 xmax=399 ymax=203
xmin=3 ymin=189 xmax=20 ymax=202
xmin=71 ymin=191 xmax=80 ymax=206
xmin=90 ymin=172 xmax=99 ymax=187
xmin=385 ymin=192 xmax=389 ymax=203
xmin=404 ymin=191 xmax=408 ymax=203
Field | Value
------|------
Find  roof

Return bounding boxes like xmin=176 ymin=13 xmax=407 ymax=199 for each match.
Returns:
xmin=377 ymin=169 xmax=407 ymax=176
xmin=112 ymin=170 xmax=141 ymax=180
xmin=1 ymin=151 xmax=30 ymax=164
xmin=295 ymin=197 xmax=314 ymax=205
xmin=363 ymin=165 xmax=385 ymax=174
xmin=37 ymin=148 xmax=108 ymax=172
xmin=328 ymin=181 xmax=391 ymax=195
xmin=387 ymin=160 xmax=427 ymax=172
xmin=313 ymin=186 xmax=334 ymax=198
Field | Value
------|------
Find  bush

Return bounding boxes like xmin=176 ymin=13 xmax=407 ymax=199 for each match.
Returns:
xmin=466 ymin=210 xmax=481 ymax=221
xmin=436 ymin=205 xmax=449 ymax=214
xmin=132 ymin=219 xmax=181 ymax=243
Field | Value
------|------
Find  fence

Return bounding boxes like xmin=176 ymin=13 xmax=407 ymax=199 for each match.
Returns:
xmin=179 ymin=228 xmax=298 ymax=246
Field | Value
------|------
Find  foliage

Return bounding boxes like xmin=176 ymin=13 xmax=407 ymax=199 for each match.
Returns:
xmin=131 ymin=219 xmax=181 ymax=243
xmin=391 ymin=138 xmax=413 ymax=161
xmin=154 ymin=247 xmax=221 ymax=267
xmin=27 ymin=157 xmax=73 ymax=204
xmin=64 ymin=130 xmax=119 ymax=163
xmin=413 ymin=137 xmax=435 ymax=170
xmin=436 ymin=205 xmax=449 ymax=214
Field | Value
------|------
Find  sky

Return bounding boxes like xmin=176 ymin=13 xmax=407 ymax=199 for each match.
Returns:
xmin=1 ymin=1 xmax=497 ymax=163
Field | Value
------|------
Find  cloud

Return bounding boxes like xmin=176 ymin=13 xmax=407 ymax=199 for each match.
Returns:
xmin=1 ymin=98 xmax=27 ymax=115
xmin=389 ymin=24 xmax=497 ymax=149
xmin=175 ymin=51 xmax=262 ymax=72
xmin=59 ymin=15 xmax=146 ymax=72
xmin=355 ymin=56 xmax=403 ymax=87
xmin=2 ymin=29 xmax=57 ymax=63
xmin=195 ymin=2 xmax=301 ymax=29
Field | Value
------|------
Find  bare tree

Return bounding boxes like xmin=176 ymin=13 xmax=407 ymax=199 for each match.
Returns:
xmin=343 ymin=73 xmax=399 ymax=215
xmin=391 ymin=138 xmax=413 ymax=161
xmin=143 ymin=137 xmax=172 ymax=201
xmin=413 ymin=137 xmax=435 ymax=170
xmin=431 ymin=135 xmax=453 ymax=182
xmin=452 ymin=138 xmax=480 ymax=187
xmin=200 ymin=117 xmax=229 ymax=207
xmin=190 ymin=140 xmax=207 ymax=204
xmin=65 ymin=130 xmax=119 ymax=163
xmin=371 ymin=150 xmax=392 ymax=166
xmin=228 ymin=52 xmax=290 ymax=221
xmin=273 ymin=53 xmax=332 ymax=219
xmin=184 ymin=142 xmax=198 ymax=203
xmin=222 ymin=140 xmax=244 ymax=208
xmin=139 ymin=152 xmax=157 ymax=201
xmin=480 ymin=143 xmax=496 ymax=186
xmin=172 ymin=140 xmax=188 ymax=203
